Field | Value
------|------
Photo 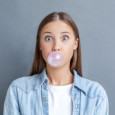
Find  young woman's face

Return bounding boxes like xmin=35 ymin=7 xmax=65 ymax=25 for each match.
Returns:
xmin=40 ymin=20 xmax=78 ymax=68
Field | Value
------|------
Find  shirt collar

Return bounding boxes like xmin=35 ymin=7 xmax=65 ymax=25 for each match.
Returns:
xmin=72 ymin=69 xmax=87 ymax=95
xmin=35 ymin=67 xmax=87 ymax=95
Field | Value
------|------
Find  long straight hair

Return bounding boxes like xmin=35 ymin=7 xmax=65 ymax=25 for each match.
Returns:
xmin=29 ymin=12 xmax=82 ymax=77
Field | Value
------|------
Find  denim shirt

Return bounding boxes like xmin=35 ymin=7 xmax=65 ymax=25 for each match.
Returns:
xmin=3 ymin=67 xmax=109 ymax=115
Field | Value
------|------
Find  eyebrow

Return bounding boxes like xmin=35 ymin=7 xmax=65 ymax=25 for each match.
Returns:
xmin=41 ymin=31 xmax=71 ymax=36
xmin=61 ymin=31 xmax=71 ymax=34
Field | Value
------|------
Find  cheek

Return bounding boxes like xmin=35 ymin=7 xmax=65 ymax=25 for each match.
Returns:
xmin=40 ymin=44 xmax=50 ymax=62
xmin=41 ymin=52 xmax=47 ymax=62
xmin=64 ymin=45 xmax=74 ymax=61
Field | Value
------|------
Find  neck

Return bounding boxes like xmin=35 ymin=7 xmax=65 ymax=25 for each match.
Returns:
xmin=46 ymin=65 xmax=74 ymax=86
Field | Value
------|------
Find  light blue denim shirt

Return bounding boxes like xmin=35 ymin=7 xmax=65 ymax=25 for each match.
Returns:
xmin=3 ymin=67 xmax=109 ymax=115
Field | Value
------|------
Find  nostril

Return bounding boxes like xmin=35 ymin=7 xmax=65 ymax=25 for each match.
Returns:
xmin=53 ymin=49 xmax=60 ymax=52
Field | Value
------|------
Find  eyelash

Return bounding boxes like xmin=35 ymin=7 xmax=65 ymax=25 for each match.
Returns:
xmin=45 ymin=35 xmax=69 ymax=41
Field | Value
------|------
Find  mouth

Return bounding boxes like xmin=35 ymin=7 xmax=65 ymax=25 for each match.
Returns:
xmin=47 ymin=51 xmax=63 ymax=67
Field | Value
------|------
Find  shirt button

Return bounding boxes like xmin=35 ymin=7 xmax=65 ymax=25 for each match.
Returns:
xmin=75 ymin=104 xmax=79 ymax=108
xmin=42 ymin=97 xmax=46 ymax=101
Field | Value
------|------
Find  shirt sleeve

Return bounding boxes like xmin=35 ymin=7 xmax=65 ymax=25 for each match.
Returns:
xmin=95 ymin=92 xmax=109 ymax=115
xmin=3 ymin=84 xmax=20 ymax=115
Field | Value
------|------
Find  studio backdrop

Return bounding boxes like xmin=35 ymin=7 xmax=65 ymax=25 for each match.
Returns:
xmin=0 ymin=0 xmax=115 ymax=114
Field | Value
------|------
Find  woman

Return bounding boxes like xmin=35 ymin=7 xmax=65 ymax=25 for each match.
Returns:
xmin=3 ymin=12 xmax=109 ymax=115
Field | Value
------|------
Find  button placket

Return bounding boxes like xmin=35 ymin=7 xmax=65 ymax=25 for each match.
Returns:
xmin=72 ymin=87 xmax=81 ymax=115
xmin=42 ymin=97 xmax=46 ymax=101
xmin=41 ymin=81 xmax=49 ymax=115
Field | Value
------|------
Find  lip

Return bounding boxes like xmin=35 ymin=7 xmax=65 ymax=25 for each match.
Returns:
xmin=49 ymin=51 xmax=62 ymax=55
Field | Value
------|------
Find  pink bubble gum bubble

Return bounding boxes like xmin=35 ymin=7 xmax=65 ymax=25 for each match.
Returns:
xmin=47 ymin=51 xmax=63 ymax=67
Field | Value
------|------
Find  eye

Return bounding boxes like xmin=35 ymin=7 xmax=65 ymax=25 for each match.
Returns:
xmin=62 ymin=35 xmax=69 ymax=40
xmin=45 ymin=36 xmax=53 ymax=41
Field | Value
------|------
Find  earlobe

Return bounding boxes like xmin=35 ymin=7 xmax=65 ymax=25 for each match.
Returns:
xmin=40 ymin=46 xmax=42 ymax=51
xmin=74 ymin=39 xmax=78 ymax=50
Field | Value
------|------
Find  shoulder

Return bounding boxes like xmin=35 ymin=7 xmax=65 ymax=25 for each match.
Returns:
xmin=74 ymin=70 xmax=108 ymax=99
xmin=82 ymin=77 xmax=109 ymax=113
xmin=74 ymin=69 xmax=107 ymax=99
xmin=81 ymin=77 xmax=107 ymax=99
xmin=9 ymin=74 xmax=39 ymax=93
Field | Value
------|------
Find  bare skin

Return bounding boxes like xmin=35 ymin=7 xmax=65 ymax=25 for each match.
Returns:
xmin=40 ymin=20 xmax=78 ymax=86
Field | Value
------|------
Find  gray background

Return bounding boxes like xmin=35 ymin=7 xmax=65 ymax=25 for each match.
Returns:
xmin=0 ymin=0 xmax=115 ymax=114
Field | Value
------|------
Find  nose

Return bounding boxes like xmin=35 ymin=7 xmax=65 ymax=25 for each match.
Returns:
xmin=52 ymin=39 xmax=61 ymax=51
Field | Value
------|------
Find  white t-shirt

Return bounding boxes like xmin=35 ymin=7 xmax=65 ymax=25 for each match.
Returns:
xmin=48 ymin=83 xmax=73 ymax=115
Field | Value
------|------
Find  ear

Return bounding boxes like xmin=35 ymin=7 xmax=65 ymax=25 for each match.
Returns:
xmin=74 ymin=38 xmax=78 ymax=50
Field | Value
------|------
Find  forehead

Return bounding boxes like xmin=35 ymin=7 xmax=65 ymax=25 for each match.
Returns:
xmin=40 ymin=20 xmax=75 ymax=35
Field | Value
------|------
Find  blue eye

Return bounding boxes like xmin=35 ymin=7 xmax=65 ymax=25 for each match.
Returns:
xmin=45 ymin=36 xmax=52 ymax=41
xmin=62 ymin=35 xmax=69 ymax=40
